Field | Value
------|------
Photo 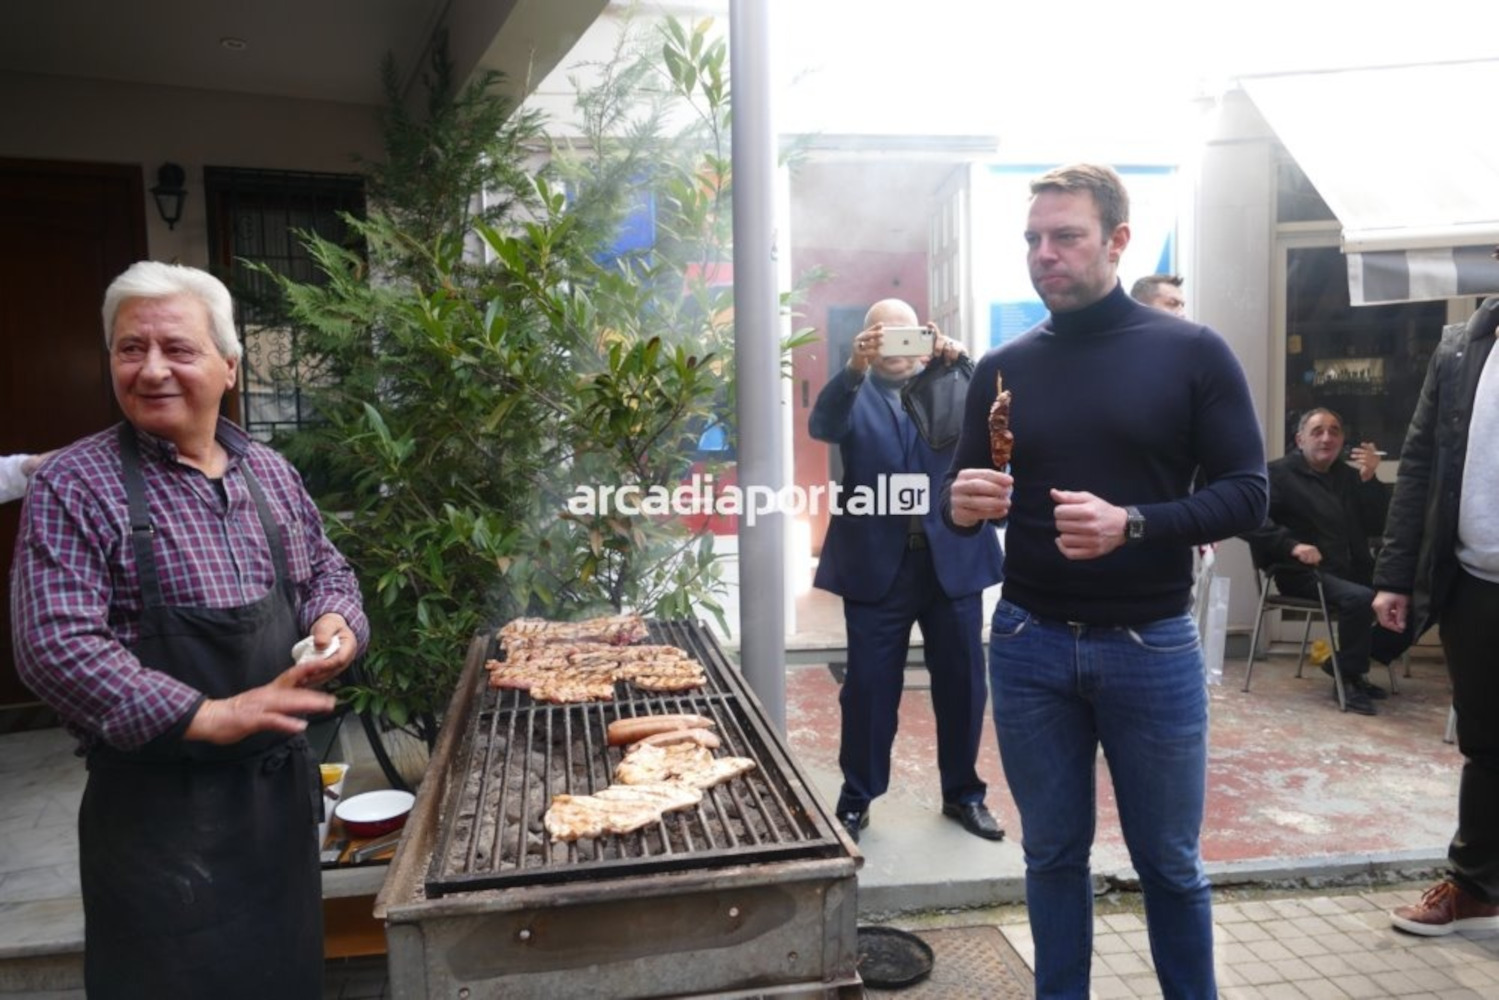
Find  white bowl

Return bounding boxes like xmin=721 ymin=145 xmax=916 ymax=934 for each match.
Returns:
xmin=335 ymin=789 xmax=415 ymax=837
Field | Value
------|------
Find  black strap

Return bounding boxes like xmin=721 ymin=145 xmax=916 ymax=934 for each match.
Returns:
xmin=116 ymin=424 xmax=292 ymax=607
xmin=118 ymin=424 xmax=163 ymax=608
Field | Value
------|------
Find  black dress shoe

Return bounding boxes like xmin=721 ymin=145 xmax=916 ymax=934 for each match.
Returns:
xmin=941 ymin=802 xmax=1005 ymax=841
xmin=839 ymin=810 xmax=870 ymax=843
xmin=1322 ymin=662 xmax=1387 ymax=699
xmin=1337 ymin=684 xmax=1377 ymax=716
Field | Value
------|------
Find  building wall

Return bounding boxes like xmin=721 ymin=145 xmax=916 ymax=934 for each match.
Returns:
xmin=1192 ymin=90 xmax=1278 ymax=627
xmin=788 ymin=246 xmax=929 ymax=561
xmin=0 ymin=71 xmax=382 ymax=266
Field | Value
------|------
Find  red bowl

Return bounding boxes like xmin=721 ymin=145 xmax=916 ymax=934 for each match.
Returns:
xmin=334 ymin=789 xmax=414 ymax=838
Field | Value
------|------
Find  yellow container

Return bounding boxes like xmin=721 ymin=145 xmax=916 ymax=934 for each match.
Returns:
xmin=321 ymin=762 xmax=350 ymax=788
xmin=1309 ymin=639 xmax=1332 ymax=666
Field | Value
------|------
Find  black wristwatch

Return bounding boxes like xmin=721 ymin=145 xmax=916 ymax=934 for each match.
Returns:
xmin=1124 ymin=506 xmax=1146 ymax=544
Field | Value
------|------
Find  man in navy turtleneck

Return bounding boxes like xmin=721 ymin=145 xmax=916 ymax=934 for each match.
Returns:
xmin=943 ymin=163 xmax=1267 ymax=1000
xmin=811 ymin=298 xmax=1004 ymax=846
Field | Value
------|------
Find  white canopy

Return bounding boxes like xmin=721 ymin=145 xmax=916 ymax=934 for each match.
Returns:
xmin=1241 ymin=59 xmax=1499 ymax=305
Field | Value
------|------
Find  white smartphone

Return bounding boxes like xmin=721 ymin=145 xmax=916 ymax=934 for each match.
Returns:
xmin=880 ymin=326 xmax=934 ymax=357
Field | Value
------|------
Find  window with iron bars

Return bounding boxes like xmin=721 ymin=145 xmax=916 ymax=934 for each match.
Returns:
xmin=205 ymin=167 xmax=366 ymax=443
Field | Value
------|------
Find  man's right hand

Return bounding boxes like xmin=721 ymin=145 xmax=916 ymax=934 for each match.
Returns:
xmin=1373 ymin=591 xmax=1409 ymax=634
xmin=848 ymin=324 xmax=884 ymax=374
xmin=185 ymin=667 xmax=337 ymax=745
xmin=949 ymin=468 xmax=1012 ymax=527
xmin=1291 ymin=543 xmax=1322 ymax=566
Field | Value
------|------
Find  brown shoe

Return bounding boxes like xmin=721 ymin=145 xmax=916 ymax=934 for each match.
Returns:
xmin=1391 ymin=880 xmax=1499 ymax=936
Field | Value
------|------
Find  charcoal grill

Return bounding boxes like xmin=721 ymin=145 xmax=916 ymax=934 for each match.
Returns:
xmin=375 ymin=620 xmax=861 ymax=999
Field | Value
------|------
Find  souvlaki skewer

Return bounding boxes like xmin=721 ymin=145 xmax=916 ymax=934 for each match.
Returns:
xmin=988 ymin=371 xmax=1013 ymax=468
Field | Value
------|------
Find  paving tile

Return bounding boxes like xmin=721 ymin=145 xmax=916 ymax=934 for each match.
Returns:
xmin=1118 ymin=972 xmax=1161 ymax=997
xmin=1219 ymin=941 xmax=1261 ymax=965
xmin=1215 ymin=903 xmax=1254 ymax=924
xmin=1448 ymin=962 xmax=1499 ymax=990
xmin=1258 ymin=983 xmax=1312 ymax=1000
xmin=1367 ymin=968 xmax=1427 ymax=994
xmin=1302 ymin=952 xmax=1361 ymax=978
xmin=1266 ymin=898 xmax=1316 ymax=918
xmin=1093 ymin=931 xmax=1136 ymax=956
xmin=1326 ymin=973 xmax=1386 ymax=999
xmin=1090 ymin=973 xmax=1133 ymax=999
xmin=1246 ymin=938 xmax=1297 ymax=963
xmin=1230 ymin=921 xmax=1275 ymax=944
xmin=1399 ymin=965 xmax=1462 ymax=993
xmin=1098 ymin=912 xmax=1147 ymax=934
xmin=1216 ymin=962 xmax=1246 ymax=987
xmin=1266 ymin=956 xmax=1320 ymax=982
xmin=1097 ymin=949 xmax=1154 ymax=978
xmin=1281 ymin=933 xmax=1332 ymax=958
xmin=1296 ymin=979 xmax=1355 ymax=999
xmin=1219 ymin=987 xmax=1266 ymax=1000
xmin=1236 ymin=901 xmax=1282 ymax=922
xmin=1236 ymin=961 xmax=1288 ymax=987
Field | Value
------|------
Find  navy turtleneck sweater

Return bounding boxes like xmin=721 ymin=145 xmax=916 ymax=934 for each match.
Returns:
xmin=942 ymin=283 xmax=1267 ymax=625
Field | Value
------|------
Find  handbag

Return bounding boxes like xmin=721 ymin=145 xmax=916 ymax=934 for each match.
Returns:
xmin=900 ymin=353 xmax=974 ymax=451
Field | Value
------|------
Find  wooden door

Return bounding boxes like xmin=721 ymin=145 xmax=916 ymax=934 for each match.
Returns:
xmin=0 ymin=159 xmax=144 ymax=706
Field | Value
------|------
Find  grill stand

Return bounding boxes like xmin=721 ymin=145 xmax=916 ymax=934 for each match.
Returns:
xmin=375 ymin=625 xmax=862 ymax=999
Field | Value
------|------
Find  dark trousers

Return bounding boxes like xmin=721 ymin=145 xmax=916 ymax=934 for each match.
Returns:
xmin=836 ymin=545 xmax=987 ymax=813
xmin=1277 ymin=571 xmax=1410 ymax=677
xmin=1439 ymin=568 xmax=1499 ymax=904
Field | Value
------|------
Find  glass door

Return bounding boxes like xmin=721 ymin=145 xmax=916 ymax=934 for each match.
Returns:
xmin=1276 ymin=243 xmax=1447 ymax=461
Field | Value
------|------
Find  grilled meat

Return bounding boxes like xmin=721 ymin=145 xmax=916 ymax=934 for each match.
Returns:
xmin=544 ymin=781 xmax=703 ymax=841
xmin=498 ymin=614 xmax=650 ymax=651
xmin=989 ymin=371 xmax=1013 ymax=469
xmin=615 ymin=742 xmax=757 ymax=790
xmin=485 ymin=642 xmax=703 ymax=700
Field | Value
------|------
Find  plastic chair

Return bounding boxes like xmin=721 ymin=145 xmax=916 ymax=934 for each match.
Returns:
xmin=1243 ymin=562 xmax=1353 ymax=711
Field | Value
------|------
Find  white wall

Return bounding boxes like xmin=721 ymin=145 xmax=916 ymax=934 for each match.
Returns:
xmin=0 ymin=71 xmax=382 ymax=266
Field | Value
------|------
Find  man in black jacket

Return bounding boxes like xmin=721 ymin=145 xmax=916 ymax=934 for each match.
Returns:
xmin=1244 ymin=407 xmax=1401 ymax=714
xmin=1375 ymin=295 xmax=1499 ymax=937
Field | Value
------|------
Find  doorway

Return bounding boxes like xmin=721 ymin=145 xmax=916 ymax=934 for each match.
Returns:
xmin=0 ymin=159 xmax=145 ymax=707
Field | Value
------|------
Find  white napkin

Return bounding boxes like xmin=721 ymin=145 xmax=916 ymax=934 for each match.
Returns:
xmin=292 ymin=633 xmax=341 ymax=665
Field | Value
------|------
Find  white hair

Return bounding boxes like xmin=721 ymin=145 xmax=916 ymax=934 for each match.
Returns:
xmin=101 ymin=261 xmax=242 ymax=361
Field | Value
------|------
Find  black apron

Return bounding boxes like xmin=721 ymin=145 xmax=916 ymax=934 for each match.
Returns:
xmin=79 ymin=426 xmax=323 ymax=1000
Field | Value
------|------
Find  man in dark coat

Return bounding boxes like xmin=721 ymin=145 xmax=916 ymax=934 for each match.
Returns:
xmin=1243 ymin=407 xmax=1401 ymax=714
xmin=1375 ymin=296 xmax=1499 ymax=937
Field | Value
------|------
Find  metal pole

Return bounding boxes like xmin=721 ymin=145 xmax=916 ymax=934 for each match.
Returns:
xmin=729 ymin=0 xmax=786 ymax=730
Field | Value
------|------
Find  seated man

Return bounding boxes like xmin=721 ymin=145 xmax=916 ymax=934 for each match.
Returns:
xmin=1244 ymin=407 xmax=1407 ymax=715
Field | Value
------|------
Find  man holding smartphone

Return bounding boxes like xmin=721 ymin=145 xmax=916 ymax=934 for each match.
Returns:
xmin=810 ymin=298 xmax=1005 ymax=845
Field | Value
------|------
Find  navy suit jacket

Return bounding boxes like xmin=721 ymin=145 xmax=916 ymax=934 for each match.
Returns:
xmin=810 ymin=366 xmax=1003 ymax=603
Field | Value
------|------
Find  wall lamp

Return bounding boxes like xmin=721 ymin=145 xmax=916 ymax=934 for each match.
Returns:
xmin=151 ymin=162 xmax=187 ymax=230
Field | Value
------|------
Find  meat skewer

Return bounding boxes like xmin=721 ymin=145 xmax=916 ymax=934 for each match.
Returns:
xmin=989 ymin=371 xmax=1013 ymax=469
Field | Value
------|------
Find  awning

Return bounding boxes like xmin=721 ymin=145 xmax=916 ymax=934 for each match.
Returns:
xmin=1241 ymin=59 xmax=1499 ymax=306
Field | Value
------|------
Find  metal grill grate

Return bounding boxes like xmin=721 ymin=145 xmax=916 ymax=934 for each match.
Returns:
xmin=423 ymin=621 xmax=843 ymax=897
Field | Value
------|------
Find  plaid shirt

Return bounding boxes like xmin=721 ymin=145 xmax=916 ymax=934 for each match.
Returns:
xmin=10 ymin=421 xmax=368 ymax=752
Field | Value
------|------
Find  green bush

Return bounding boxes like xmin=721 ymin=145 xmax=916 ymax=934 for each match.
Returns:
xmin=263 ymin=18 xmax=814 ymax=749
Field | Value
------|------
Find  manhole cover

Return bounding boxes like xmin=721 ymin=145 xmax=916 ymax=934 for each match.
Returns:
xmin=863 ymin=925 xmax=1034 ymax=999
xmin=857 ymin=926 xmax=934 ymax=989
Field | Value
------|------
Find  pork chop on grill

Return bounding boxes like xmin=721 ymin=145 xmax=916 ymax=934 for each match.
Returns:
xmin=615 ymin=742 xmax=757 ymax=790
xmin=544 ymin=781 xmax=703 ymax=841
xmin=498 ymin=614 xmax=650 ymax=649
xmin=616 ymin=656 xmax=706 ymax=693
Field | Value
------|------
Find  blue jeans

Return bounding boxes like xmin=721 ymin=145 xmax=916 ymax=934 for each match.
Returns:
xmin=989 ymin=599 xmax=1214 ymax=1000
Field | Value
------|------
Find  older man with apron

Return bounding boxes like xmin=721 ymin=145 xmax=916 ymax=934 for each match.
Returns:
xmin=11 ymin=261 xmax=368 ymax=999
